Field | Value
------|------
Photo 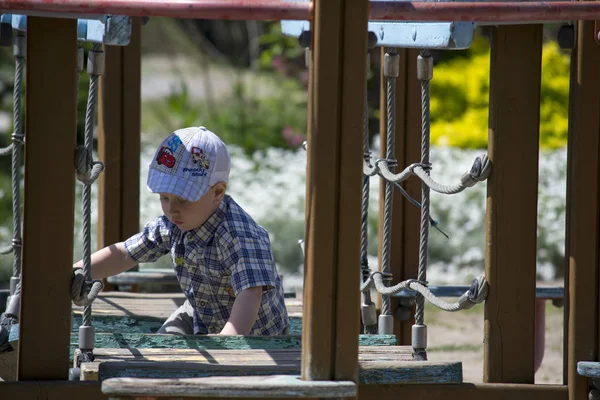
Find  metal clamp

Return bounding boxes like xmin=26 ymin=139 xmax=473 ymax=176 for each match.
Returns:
xmin=1 ymin=14 xmax=132 ymax=46
xmin=281 ymin=0 xmax=475 ymax=50
xmin=417 ymin=54 xmax=434 ymax=81
xmin=87 ymin=50 xmax=105 ymax=76
xmin=384 ymin=52 xmax=400 ymax=78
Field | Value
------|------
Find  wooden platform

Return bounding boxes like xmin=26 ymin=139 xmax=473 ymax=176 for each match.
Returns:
xmin=2 ymin=292 xmax=464 ymax=385
xmin=79 ymin=346 xmax=463 ymax=385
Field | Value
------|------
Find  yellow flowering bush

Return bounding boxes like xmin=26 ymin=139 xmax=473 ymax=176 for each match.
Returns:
xmin=430 ymin=35 xmax=570 ymax=149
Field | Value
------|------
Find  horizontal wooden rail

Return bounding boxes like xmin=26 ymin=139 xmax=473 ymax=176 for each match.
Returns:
xmin=0 ymin=381 xmax=568 ymax=400
xmin=3 ymin=0 xmax=600 ymax=22
xmin=359 ymin=383 xmax=568 ymax=400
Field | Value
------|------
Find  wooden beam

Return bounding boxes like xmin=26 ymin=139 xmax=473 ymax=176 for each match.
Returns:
xmin=378 ymin=48 xmax=421 ymax=344
xmin=484 ymin=25 xmax=543 ymax=383
xmin=358 ymin=383 xmax=567 ymax=400
xmin=302 ymin=0 xmax=368 ymax=383
xmin=302 ymin=0 xmax=342 ymax=380
xmin=18 ymin=17 xmax=78 ymax=380
xmin=0 ymin=381 xmax=107 ymax=400
xmin=97 ymin=18 xmax=142 ymax=290
xmin=335 ymin=0 xmax=369 ymax=383
xmin=565 ymin=19 xmax=600 ymax=400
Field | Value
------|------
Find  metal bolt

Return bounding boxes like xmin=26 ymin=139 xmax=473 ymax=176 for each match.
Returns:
xmin=298 ymin=30 xmax=311 ymax=48
xmin=557 ymin=24 xmax=576 ymax=50
xmin=367 ymin=31 xmax=378 ymax=49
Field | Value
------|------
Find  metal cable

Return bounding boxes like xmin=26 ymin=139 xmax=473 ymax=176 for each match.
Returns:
xmin=381 ymin=47 xmax=398 ymax=318
xmin=361 ymin=54 xmax=378 ymax=335
xmin=11 ymin=48 xmax=24 ymax=282
xmin=415 ymin=49 xmax=432 ymax=327
xmin=82 ymin=43 xmax=102 ymax=328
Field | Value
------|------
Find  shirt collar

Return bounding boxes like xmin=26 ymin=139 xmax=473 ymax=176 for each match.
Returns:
xmin=187 ymin=196 xmax=228 ymax=244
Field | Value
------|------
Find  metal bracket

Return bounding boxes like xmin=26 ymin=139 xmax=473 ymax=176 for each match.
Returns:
xmin=282 ymin=19 xmax=474 ymax=50
xmin=281 ymin=0 xmax=475 ymax=50
xmin=0 ymin=14 xmax=132 ymax=46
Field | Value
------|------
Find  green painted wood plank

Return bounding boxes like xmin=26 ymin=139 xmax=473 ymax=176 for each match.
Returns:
xmin=71 ymin=315 xmax=304 ymax=334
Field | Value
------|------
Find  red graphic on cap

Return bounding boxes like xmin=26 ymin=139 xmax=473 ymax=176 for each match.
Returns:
xmin=156 ymin=146 xmax=176 ymax=168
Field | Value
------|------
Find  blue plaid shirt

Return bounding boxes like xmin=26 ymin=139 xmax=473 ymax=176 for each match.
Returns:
xmin=124 ymin=195 xmax=289 ymax=335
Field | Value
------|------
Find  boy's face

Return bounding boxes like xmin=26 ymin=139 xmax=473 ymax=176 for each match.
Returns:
xmin=159 ymin=189 xmax=218 ymax=231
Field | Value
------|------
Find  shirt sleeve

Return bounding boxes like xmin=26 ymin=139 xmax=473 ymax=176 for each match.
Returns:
xmin=124 ymin=216 xmax=172 ymax=263
xmin=222 ymin=235 xmax=279 ymax=295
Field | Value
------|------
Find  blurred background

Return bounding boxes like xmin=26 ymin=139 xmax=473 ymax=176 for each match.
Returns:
xmin=0 ymin=19 xmax=570 ymax=383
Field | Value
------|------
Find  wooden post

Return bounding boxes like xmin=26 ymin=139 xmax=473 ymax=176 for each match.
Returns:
xmin=97 ymin=18 xmax=142 ymax=291
xmin=302 ymin=0 xmax=369 ymax=384
xmin=484 ymin=25 xmax=543 ymax=383
xmin=565 ymin=20 xmax=600 ymax=400
xmin=18 ymin=17 xmax=78 ymax=380
xmin=378 ymin=48 xmax=421 ymax=344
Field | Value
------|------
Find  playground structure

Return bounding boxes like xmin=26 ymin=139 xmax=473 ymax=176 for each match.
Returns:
xmin=0 ymin=0 xmax=598 ymax=399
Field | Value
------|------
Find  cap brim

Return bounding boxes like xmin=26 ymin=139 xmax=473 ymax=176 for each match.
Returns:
xmin=147 ymin=168 xmax=209 ymax=202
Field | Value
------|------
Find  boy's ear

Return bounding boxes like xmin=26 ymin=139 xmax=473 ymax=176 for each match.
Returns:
xmin=213 ymin=182 xmax=227 ymax=202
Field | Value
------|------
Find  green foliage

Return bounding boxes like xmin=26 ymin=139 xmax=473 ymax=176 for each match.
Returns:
xmin=143 ymin=77 xmax=307 ymax=156
xmin=431 ymin=35 xmax=571 ymax=149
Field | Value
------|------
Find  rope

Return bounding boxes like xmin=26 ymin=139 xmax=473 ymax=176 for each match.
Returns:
xmin=364 ymin=156 xmax=491 ymax=194
xmin=361 ymin=272 xmax=488 ymax=312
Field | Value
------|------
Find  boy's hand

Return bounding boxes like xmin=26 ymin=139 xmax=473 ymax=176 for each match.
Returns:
xmin=71 ymin=267 xmax=104 ymax=307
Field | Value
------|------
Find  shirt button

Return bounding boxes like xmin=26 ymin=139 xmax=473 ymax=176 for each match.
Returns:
xmin=199 ymin=300 xmax=207 ymax=307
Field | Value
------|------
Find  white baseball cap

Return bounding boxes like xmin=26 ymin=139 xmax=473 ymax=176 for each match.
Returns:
xmin=147 ymin=126 xmax=230 ymax=202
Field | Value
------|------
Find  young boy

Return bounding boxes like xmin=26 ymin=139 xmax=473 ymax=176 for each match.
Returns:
xmin=72 ymin=126 xmax=289 ymax=336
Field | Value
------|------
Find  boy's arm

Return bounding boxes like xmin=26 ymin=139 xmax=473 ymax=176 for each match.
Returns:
xmin=219 ymin=286 xmax=262 ymax=335
xmin=73 ymin=242 xmax=137 ymax=280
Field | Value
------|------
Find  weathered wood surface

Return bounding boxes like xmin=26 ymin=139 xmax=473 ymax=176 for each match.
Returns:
xmin=72 ymin=292 xmax=303 ymax=319
xmin=0 ymin=380 xmax=567 ymax=400
xmin=19 ymin=16 xmax=79 ymax=381
xmin=95 ymin=360 xmax=462 ymax=386
xmin=79 ymin=346 xmax=462 ymax=385
xmin=565 ymin=18 xmax=600 ymax=399
xmin=0 ymin=349 xmax=17 ymax=381
xmin=101 ymin=375 xmax=357 ymax=398
xmin=484 ymin=24 xmax=542 ymax=384
xmin=71 ymin=314 xmax=303 ymax=335
xmin=359 ymin=382 xmax=567 ymax=400
xmin=0 ymin=381 xmax=107 ymax=400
